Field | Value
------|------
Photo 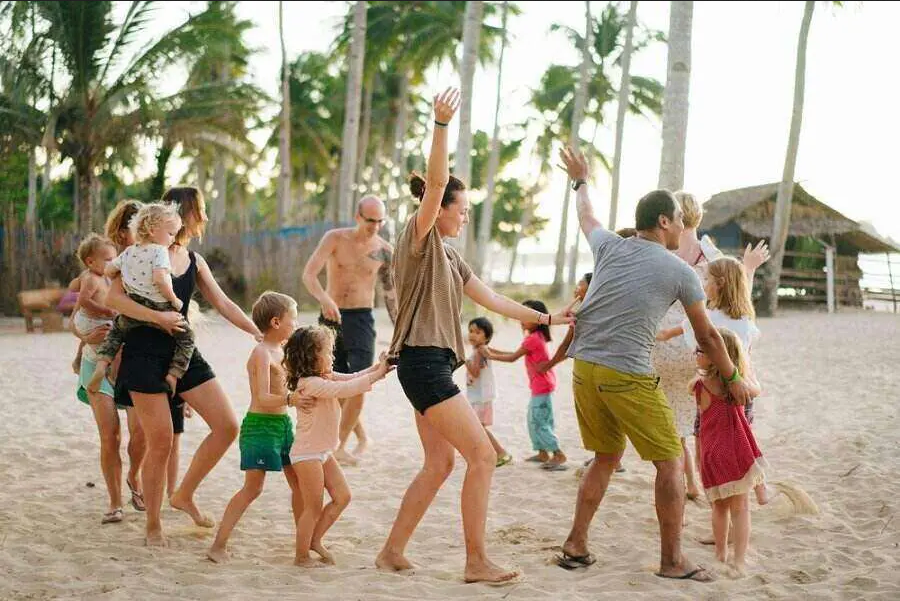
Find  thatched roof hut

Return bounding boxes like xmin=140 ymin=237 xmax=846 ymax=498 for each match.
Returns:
xmin=700 ymin=182 xmax=900 ymax=254
xmin=700 ymin=182 xmax=900 ymax=308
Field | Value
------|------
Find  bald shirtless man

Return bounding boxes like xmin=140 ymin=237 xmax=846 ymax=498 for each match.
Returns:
xmin=303 ymin=196 xmax=398 ymax=466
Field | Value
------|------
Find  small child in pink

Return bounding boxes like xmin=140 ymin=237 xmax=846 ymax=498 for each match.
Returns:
xmin=283 ymin=325 xmax=390 ymax=567
xmin=488 ymin=299 xmax=567 ymax=470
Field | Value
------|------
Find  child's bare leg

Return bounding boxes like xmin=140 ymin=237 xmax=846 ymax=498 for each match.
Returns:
xmin=310 ymin=456 xmax=350 ymax=564
xmin=87 ymin=360 xmax=111 ymax=393
xmin=729 ymin=494 xmax=750 ymax=575
xmin=282 ymin=464 xmax=304 ymax=525
xmin=711 ymin=499 xmax=730 ymax=564
xmin=207 ymin=470 xmax=266 ymax=563
xmin=353 ymin=421 xmax=370 ymax=455
xmin=484 ymin=428 xmax=508 ymax=458
xmin=683 ymin=438 xmax=701 ymax=499
xmin=165 ymin=372 xmax=178 ymax=397
xmin=293 ymin=460 xmax=325 ymax=566
xmin=72 ymin=341 xmax=85 ymax=374
xmin=166 ymin=433 xmax=181 ymax=500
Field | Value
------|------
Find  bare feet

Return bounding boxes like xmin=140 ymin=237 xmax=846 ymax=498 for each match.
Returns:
xmin=376 ymin=549 xmax=415 ymax=572
xmin=294 ymin=555 xmax=326 ymax=568
xmin=311 ymin=541 xmax=335 ymax=565
xmin=353 ymin=437 xmax=370 ymax=456
xmin=334 ymin=447 xmax=359 ymax=467
xmin=170 ymin=492 xmax=215 ymax=528
xmin=145 ymin=529 xmax=169 ymax=548
xmin=547 ymin=451 xmax=567 ymax=466
xmin=715 ymin=548 xmax=727 ymax=563
xmin=525 ymin=451 xmax=550 ymax=463
xmin=464 ymin=559 xmax=520 ymax=584
xmin=207 ymin=545 xmax=229 ymax=563
xmin=726 ymin=560 xmax=747 ymax=579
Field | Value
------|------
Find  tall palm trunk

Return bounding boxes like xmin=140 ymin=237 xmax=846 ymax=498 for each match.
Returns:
xmin=609 ymin=0 xmax=638 ymax=229
xmin=337 ymin=1 xmax=367 ymax=223
xmin=75 ymin=161 xmax=95 ymax=237
xmin=760 ymin=0 xmax=815 ymax=317
xmin=454 ymin=0 xmax=484 ymax=255
xmin=212 ymin=62 xmax=229 ymax=233
xmin=475 ymin=0 xmax=510 ymax=279
xmin=552 ymin=0 xmax=592 ymax=296
xmin=277 ymin=0 xmax=292 ymax=229
xmin=212 ymin=154 xmax=227 ymax=233
xmin=26 ymin=148 xmax=37 ymax=228
xmin=150 ymin=142 xmax=174 ymax=200
xmin=657 ymin=0 xmax=692 ymax=191
xmin=356 ymin=76 xmax=374 ymax=190
xmin=389 ymin=70 xmax=410 ymax=239
xmin=507 ymin=199 xmax=534 ymax=283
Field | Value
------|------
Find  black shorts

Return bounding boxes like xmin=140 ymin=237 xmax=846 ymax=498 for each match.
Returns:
xmin=115 ymin=344 xmax=214 ymax=436
xmin=319 ymin=308 xmax=376 ymax=374
xmin=397 ymin=346 xmax=461 ymax=415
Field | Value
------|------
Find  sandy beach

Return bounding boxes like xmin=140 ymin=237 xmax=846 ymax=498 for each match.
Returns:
xmin=0 ymin=309 xmax=898 ymax=600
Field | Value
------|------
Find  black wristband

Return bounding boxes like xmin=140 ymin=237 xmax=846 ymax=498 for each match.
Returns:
xmin=434 ymin=119 xmax=449 ymax=128
xmin=572 ymin=179 xmax=586 ymax=191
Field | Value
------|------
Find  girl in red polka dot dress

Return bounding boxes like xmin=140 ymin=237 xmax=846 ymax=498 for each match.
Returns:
xmin=692 ymin=327 xmax=765 ymax=575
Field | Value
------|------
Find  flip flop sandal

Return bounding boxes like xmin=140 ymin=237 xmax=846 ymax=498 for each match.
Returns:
xmin=496 ymin=454 xmax=513 ymax=468
xmin=542 ymin=463 xmax=569 ymax=472
xmin=555 ymin=552 xmax=596 ymax=570
xmin=101 ymin=508 xmax=124 ymax=524
xmin=655 ymin=566 xmax=714 ymax=582
xmin=127 ymin=480 xmax=146 ymax=512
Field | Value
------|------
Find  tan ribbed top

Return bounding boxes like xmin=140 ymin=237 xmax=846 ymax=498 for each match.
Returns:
xmin=388 ymin=212 xmax=473 ymax=368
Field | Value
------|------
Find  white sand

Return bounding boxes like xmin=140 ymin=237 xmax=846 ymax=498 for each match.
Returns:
xmin=0 ymin=310 xmax=898 ymax=600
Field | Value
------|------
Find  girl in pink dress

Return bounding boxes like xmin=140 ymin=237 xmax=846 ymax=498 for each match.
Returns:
xmin=692 ymin=327 xmax=764 ymax=575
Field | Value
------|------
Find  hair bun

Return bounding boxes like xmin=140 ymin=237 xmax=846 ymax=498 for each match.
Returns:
xmin=408 ymin=172 xmax=426 ymax=201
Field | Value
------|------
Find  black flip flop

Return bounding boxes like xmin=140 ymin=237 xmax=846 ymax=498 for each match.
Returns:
xmin=654 ymin=566 xmax=714 ymax=582
xmin=555 ymin=551 xmax=596 ymax=570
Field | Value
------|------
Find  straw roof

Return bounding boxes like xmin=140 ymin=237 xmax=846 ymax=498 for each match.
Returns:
xmin=701 ymin=183 xmax=900 ymax=254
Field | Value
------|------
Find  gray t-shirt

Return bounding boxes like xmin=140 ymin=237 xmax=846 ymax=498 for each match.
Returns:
xmin=568 ymin=228 xmax=706 ymax=375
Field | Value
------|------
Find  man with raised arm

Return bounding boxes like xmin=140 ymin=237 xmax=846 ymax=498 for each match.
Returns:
xmin=554 ymin=147 xmax=753 ymax=582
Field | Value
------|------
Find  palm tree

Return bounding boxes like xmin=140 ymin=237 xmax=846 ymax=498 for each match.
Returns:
xmin=340 ymin=2 xmax=509 ymax=230
xmin=17 ymin=1 xmax=237 ymax=235
xmin=760 ymin=0 xmax=815 ymax=316
xmin=609 ymin=0 xmax=638 ymax=229
xmin=657 ymin=0 xmax=692 ymax=191
xmin=474 ymin=0 xmax=510 ymax=278
xmin=337 ymin=0 xmax=367 ymax=224
xmin=454 ymin=0 xmax=484 ymax=256
xmin=278 ymin=0 xmax=291 ymax=228
xmin=551 ymin=1 xmax=593 ymax=296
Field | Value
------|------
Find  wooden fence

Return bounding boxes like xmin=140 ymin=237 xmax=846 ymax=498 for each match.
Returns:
xmin=0 ymin=222 xmax=341 ymax=316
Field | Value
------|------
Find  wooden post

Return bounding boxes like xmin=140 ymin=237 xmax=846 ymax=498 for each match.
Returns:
xmin=825 ymin=244 xmax=835 ymax=314
xmin=887 ymin=252 xmax=897 ymax=314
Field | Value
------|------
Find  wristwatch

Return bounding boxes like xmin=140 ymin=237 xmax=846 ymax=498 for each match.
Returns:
xmin=572 ymin=179 xmax=586 ymax=191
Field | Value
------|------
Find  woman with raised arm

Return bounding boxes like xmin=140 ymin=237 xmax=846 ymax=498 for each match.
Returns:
xmin=105 ymin=187 xmax=263 ymax=546
xmin=375 ymin=88 xmax=573 ymax=584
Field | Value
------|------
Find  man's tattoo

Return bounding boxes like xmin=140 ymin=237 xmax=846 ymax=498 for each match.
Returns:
xmin=374 ymin=247 xmax=397 ymax=324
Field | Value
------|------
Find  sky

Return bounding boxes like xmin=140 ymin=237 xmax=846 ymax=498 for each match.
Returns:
xmin=151 ymin=1 xmax=899 ymax=261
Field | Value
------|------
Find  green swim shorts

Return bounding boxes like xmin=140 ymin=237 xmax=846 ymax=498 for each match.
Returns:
xmin=239 ymin=412 xmax=294 ymax=472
